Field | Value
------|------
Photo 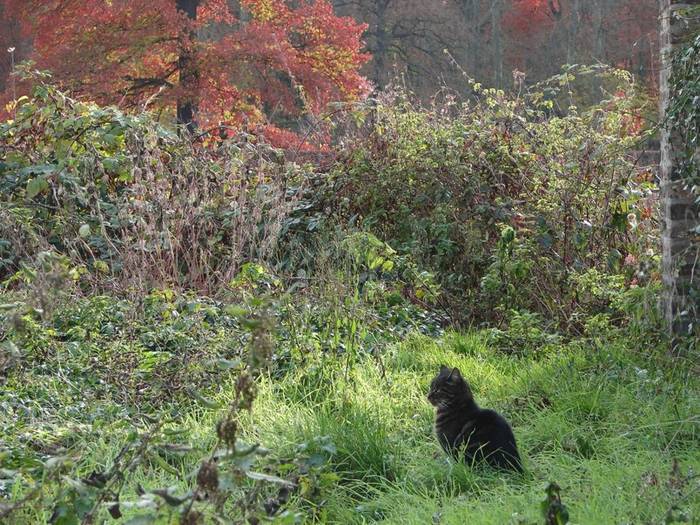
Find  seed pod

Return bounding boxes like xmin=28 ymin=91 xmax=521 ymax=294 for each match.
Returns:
xmin=196 ymin=460 xmax=219 ymax=492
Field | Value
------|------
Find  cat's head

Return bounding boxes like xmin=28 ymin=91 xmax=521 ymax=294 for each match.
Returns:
xmin=427 ymin=365 xmax=472 ymax=407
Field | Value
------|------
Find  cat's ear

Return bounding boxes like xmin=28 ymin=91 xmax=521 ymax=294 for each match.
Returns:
xmin=448 ymin=367 xmax=462 ymax=382
xmin=439 ymin=364 xmax=450 ymax=374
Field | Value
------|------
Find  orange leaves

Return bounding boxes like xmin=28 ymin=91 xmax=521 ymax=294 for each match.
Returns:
xmin=3 ymin=0 xmax=179 ymax=106
xmin=287 ymin=1 xmax=370 ymax=105
xmin=198 ymin=0 xmax=236 ymax=25
xmin=241 ymin=0 xmax=290 ymax=24
xmin=2 ymin=0 xmax=369 ymax=149
xmin=205 ymin=0 xmax=369 ymax=135
xmin=502 ymin=0 xmax=558 ymax=36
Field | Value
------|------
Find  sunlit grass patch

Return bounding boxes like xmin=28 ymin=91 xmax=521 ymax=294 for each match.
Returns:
xmin=243 ymin=332 xmax=700 ymax=523
xmin=1 ymin=295 xmax=698 ymax=523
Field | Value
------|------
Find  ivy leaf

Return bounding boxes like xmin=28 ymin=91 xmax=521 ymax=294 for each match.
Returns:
xmin=26 ymin=177 xmax=49 ymax=198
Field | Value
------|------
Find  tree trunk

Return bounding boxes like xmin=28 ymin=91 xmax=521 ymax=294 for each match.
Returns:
xmin=566 ymin=0 xmax=581 ymax=64
xmin=592 ymin=0 xmax=606 ymax=60
xmin=659 ymin=0 xmax=700 ymax=344
xmin=373 ymin=1 xmax=389 ymax=90
xmin=176 ymin=0 xmax=199 ymax=133
xmin=458 ymin=0 xmax=480 ymax=78
xmin=490 ymin=0 xmax=503 ymax=88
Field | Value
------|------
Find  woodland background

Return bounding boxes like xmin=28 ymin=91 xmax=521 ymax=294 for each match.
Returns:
xmin=0 ymin=0 xmax=659 ymax=111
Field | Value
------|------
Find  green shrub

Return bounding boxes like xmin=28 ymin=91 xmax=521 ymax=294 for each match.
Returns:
xmin=331 ymin=66 xmax=659 ymax=330
xmin=0 ymin=82 xmax=310 ymax=293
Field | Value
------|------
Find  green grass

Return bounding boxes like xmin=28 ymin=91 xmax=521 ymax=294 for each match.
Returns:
xmin=245 ymin=333 xmax=699 ymax=524
xmin=1 ymin=298 xmax=699 ymax=524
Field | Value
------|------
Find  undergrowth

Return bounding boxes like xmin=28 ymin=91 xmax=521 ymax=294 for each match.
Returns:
xmin=1 ymin=293 xmax=698 ymax=523
xmin=1 ymin=69 xmax=696 ymax=524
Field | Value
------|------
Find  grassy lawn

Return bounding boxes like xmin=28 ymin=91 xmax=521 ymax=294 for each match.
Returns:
xmin=2 ymin=296 xmax=698 ymax=523
xmin=249 ymin=333 xmax=699 ymax=524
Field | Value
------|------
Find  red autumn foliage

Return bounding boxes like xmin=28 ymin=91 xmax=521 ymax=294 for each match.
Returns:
xmin=1 ymin=0 xmax=370 ymax=147
xmin=502 ymin=0 xmax=560 ymax=37
xmin=503 ymin=0 xmax=658 ymax=84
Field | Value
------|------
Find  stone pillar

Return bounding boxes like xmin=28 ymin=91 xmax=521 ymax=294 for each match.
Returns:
xmin=659 ymin=0 xmax=700 ymax=340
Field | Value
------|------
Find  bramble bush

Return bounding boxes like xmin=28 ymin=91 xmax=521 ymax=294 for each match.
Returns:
xmin=330 ymin=65 xmax=659 ymax=332
xmin=0 ymin=81 xmax=304 ymax=294
xmin=0 ymin=80 xmax=443 ymax=335
xmin=1 ymin=68 xmax=660 ymax=337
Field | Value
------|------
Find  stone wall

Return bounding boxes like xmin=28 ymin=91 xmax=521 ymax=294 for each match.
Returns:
xmin=659 ymin=0 xmax=700 ymax=339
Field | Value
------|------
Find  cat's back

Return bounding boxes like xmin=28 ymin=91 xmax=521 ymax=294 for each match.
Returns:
xmin=476 ymin=408 xmax=514 ymax=427
xmin=473 ymin=408 xmax=517 ymax=442
xmin=471 ymin=408 xmax=522 ymax=471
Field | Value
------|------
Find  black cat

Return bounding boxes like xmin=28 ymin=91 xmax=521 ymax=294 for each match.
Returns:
xmin=428 ymin=365 xmax=522 ymax=472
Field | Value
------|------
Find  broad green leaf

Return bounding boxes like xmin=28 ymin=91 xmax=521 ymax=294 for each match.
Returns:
xmin=26 ymin=177 xmax=49 ymax=198
xmin=93 ymin=261 xmax=109 ymax=274
xmin=210 ymin=358 xmax=241 ymax=370
xmin=149 ymin=453 xmax=180 ymax=477
xmin=186 ymin=388 xmax=222 ymax=409
xmin=0 ymin=303 xmax=23 ymax=312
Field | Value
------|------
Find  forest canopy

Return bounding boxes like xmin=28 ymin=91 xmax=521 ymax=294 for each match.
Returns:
xmin=0 ymin=0 xmax=658 ymax=140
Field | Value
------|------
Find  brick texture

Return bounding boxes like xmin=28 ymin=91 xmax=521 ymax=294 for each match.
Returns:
xmin=659 ymin=0 xmax=700 ymax=338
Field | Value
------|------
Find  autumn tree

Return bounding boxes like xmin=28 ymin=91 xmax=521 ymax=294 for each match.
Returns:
xmin=1 ymin=0 xmax=370 ymax=144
